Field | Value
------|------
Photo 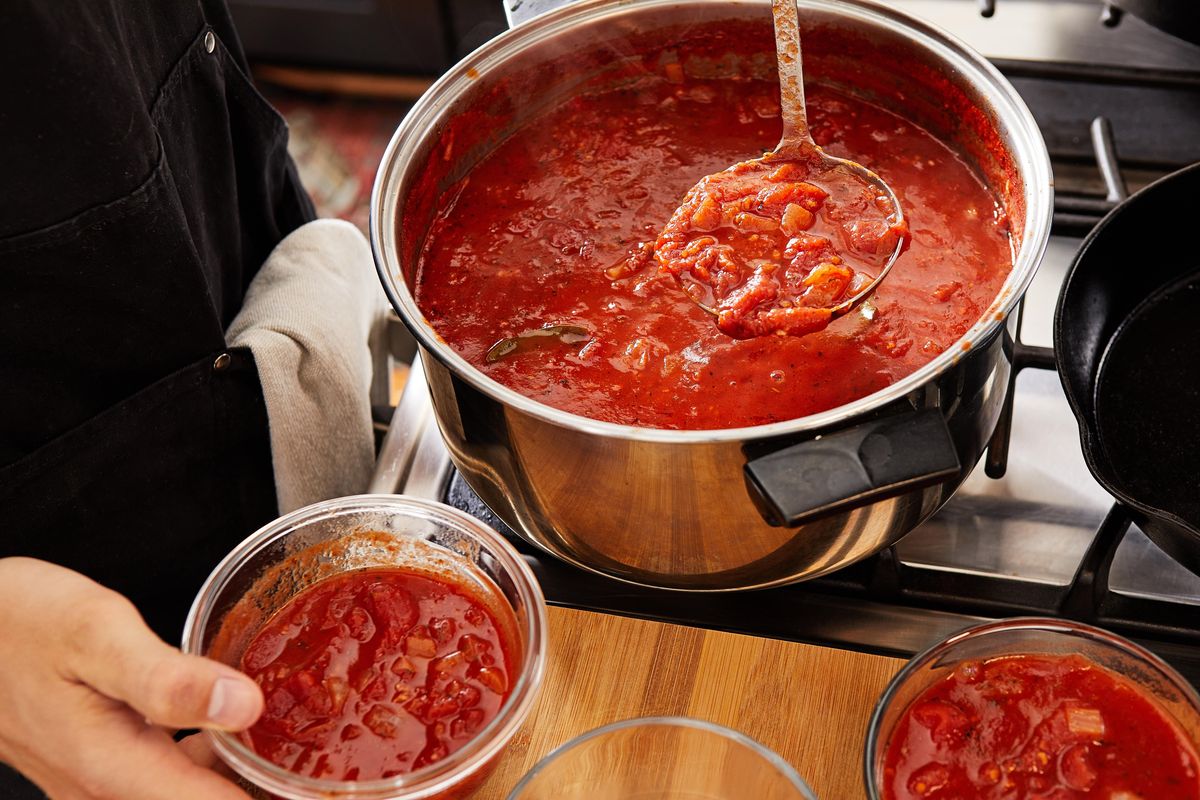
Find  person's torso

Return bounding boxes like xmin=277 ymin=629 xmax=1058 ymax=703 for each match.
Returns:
xmin=0 ymin=0 xmax=314 ymax=640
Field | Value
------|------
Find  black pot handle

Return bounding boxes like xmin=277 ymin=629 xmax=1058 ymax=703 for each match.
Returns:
xmin=743 ymin=408 xmax=961 ymax=527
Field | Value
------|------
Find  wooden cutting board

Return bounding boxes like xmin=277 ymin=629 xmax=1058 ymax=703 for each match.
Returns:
xmin=471 ymin=606 xmax=906 ymax=799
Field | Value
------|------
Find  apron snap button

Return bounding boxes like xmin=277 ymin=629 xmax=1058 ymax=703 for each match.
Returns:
xmin=213 ymin=352 xmax=232 ymax=371
xmin=204 ymin=31 xmax=216 ymax=53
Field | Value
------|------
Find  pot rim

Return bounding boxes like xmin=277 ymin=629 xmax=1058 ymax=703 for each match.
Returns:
xmin=370 ymin=0 xmax=1054 ymax=444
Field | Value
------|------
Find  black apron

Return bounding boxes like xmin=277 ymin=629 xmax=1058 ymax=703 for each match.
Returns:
xmin=0 ymin=2 xmax=314 ymax=794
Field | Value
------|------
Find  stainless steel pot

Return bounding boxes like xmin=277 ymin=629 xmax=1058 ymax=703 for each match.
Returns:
xmin=370 ymin=0 xmax=1053 ymax=591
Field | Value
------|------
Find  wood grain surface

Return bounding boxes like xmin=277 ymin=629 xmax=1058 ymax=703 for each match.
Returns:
xmin=471 ymin=606 xmax=905 ymax=799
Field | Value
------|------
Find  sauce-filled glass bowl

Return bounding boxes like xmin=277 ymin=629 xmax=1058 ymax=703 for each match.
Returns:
xmin=864 ymin=617 xmax=1200 ymax=800
xmin=183 ymin=495 xmax=548 ymax=800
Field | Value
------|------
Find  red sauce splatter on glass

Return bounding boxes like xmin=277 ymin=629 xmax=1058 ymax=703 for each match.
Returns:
xmin=415 ymin=65 xmax=1012 ymax=429
xmin=240 ymin=568 xmax=513 ymax=781
xmin=883 ymin=653 xmax=1200 ymax=799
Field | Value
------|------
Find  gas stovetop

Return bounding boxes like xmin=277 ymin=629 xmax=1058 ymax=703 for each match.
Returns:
xmin=379 ymin=0 xmax=1200 ymax=682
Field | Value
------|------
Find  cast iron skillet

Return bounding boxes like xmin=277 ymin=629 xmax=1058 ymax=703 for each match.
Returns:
xmin=1056 ymin=161 xmax=1200 ymax=573
xmin=1112 ymin=0 xmax=1200 ymax=45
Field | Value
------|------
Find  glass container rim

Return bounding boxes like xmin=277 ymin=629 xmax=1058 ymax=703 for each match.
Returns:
xmin=505 ymin=714 xmax=818 ymax=800
xmin=181 ymin=494 xmax=549 ymax=800
xmin=861 ymin=616 xmax=1200 ymax=799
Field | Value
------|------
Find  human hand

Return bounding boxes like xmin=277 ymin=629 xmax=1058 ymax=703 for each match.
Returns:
xmin=0 ymin=557 xmax=263 ymax=799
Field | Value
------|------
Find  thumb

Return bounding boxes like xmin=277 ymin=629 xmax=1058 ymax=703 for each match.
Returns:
xmin=68 ymin=595 xmax=264 ymax=731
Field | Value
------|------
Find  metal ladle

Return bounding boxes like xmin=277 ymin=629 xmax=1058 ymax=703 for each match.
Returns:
xmin=688 ymin=0 xmax=906 ymax=321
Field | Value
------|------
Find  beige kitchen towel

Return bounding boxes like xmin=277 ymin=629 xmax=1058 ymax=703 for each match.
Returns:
xmin=227 ymin=218 xmax=383 ymax=513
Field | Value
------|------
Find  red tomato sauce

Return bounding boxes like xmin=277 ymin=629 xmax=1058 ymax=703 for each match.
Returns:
xmin=655 ymin=152 xmax=906 ymax=339
xmin=882 ymin=654 xmax=1200 ymax=799
xmin=239 ymin=568 xmax=514 ymax=781
xmin=415 ymin=65 xmax=1013 ymax=430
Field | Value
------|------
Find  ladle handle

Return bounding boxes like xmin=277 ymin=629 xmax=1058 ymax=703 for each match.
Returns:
xmin=773 ymin=0 xmax=815 ymax=151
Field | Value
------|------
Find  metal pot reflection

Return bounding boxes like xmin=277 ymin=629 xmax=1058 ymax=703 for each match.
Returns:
xmin=371 ymin=0 xmax=1053 ymax=590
